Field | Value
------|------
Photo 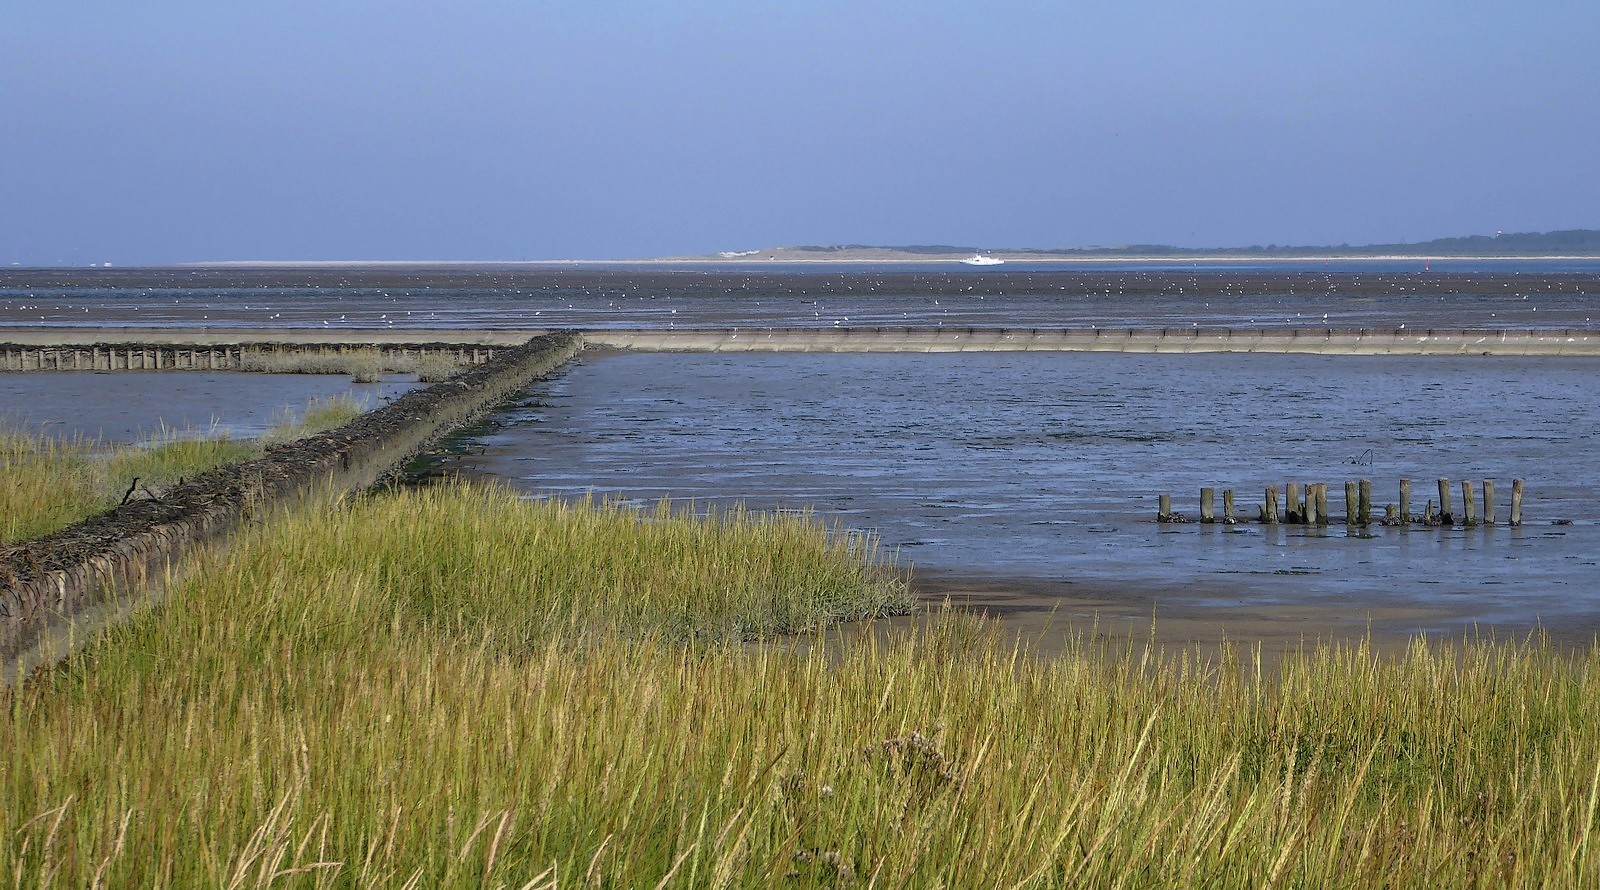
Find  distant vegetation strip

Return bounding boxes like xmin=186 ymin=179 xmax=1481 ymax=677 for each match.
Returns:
xmin=2 ymin=481 xmax=1597 ymax=884
xmin=789 ymin=228 xmax=1600 ymax=257
xmin=0 ymin=397 xmax=362 ymax=544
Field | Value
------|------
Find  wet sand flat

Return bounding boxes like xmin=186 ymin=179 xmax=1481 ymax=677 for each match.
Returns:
xmin=908 ymin=570 xmax=1556 ymax=659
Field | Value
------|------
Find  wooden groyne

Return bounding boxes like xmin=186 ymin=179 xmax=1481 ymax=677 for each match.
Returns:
xmin=0 ymin=332 xmax=584 ymax=679
xmin=0 ymin=330 xmax=546 ymax=372
xmin=0 ymin=327 xmax=546 ymax=347
xmin=0 ymin=327 xmax=546 ymax=371
xmin=1 ymin=344 xmax=513 ymax=372
xmin=587 ymin=327 xmax=1600 ymax=355
xmin=1158 ymin=478 xmax=1528 ymax=527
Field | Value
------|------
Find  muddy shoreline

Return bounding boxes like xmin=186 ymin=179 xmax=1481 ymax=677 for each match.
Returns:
xmin=906 ymin=568 xmax=1580 ymax=658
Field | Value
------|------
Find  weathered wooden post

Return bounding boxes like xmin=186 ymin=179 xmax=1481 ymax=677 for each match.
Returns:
xmin=1344 ymin=481 xmax=1359 ymax=525
xmin=1286 ymin=483 xmax=1302 ymax=524
xmin=1315 ymin=484 xmax=1330 ymax=525
xmin=1264 ymin=486 xmax=1280 ymax=523
xmin=1462 ymin=480 xmax=1478 ymax=526
xmin=1437 ymin=478 xmax=1453 ymax=525
xmin=1383 ymin=504 xmax=1400 ymax=524
xmin=1159 ymin=494 xmax=1173 ymax=523
xmin=1483 ymin=480 xmax=1496 ymax=525
xmin=1358 ymin=479 xmax=1372 ymax=526
xmin=1510 ymin=479 xmax=1524 ymax=526
xmin=1399 ymin=478 xmax=1411 ymax=523
xmin=1222 ymin=489 xmax=1236 ymax=524
xmin=1200 ymin=488 xmax=1216 ymax=524
xmin=1424 ymin=500 xmax=1437 ymax=524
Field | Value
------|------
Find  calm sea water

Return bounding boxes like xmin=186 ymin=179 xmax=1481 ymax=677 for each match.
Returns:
xmin=458 ymin=350 xmax=1600 ymax=628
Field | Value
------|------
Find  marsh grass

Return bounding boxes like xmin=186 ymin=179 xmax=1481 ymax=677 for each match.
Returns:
xmin=239 ymin=349 xmax=469 ymax=383
xmin=414 ymin=353 xmax=466 ymax=383
xmin=0 ymin=395 xmax=364 ymax=543
xmin=0 ymin=433 xmax=106 ymax=544
xmin=262 ymin=395 xmax=364 ymax=445
xmin=3 ymin=480 xmax=1599 ymax=886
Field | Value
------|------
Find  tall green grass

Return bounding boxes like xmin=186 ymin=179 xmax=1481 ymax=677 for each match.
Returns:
xmin=0 ymin=396 xmax=363 ymax=543
xmin=262 ymin=395 xmax=364 ymax=444
xmin=3 ymin=481 xmax=1598 ymax=886
xmin=239 ymin=349 xmax=467 ymax=383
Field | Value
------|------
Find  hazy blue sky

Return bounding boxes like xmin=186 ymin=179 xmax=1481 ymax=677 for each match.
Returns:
xmin=4 ymin=1 xmax=1597 ymax=263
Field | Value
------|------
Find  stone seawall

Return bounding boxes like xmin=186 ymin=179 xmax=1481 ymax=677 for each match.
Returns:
xmin=0 ymin=332 xmax=583 ymax=678
xmin=586 ymin=326 xmax=1600 ymax=355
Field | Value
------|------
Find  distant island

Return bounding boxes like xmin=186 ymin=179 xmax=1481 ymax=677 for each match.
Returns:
xmin=682 ymin=229 xmax=1600 ymax=263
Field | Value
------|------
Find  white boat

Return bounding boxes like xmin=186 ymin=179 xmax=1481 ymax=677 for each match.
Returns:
xmin=960 ymin=254 xmax=1004 ymax=266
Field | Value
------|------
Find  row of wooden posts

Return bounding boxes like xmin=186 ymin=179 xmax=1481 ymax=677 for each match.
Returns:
xmin=1157 ymin=478 xmax=1525 ymax=527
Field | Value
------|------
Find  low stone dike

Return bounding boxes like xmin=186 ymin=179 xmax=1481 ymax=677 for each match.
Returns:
xmin=585 ymin=326 xmax=1600 ymax=356
xmin=0 ymin=331 xmax=583 ymax=678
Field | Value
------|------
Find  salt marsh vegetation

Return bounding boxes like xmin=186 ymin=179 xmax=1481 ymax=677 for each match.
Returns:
xmin=3 ymin=480 xmax=1599 ymax=886
xmin=238 ymin=349 xmax=467 ymax=383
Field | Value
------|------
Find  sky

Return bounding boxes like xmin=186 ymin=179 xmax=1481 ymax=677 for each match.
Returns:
xmin=3 ymin=0 xmax=1598 ymax=263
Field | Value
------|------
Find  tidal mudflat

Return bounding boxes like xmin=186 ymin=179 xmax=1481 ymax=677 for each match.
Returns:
xmin=456 ymin=348 xmax=1600 ymax=644
xmin=4 ymin=266 xmax=1599 ymax=331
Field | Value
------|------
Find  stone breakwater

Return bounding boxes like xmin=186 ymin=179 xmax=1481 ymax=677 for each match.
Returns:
xmin=585 ymin=327 xmax=1600 ymax=355
xmin=0 ymin=332 xmax=583 ymax=678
